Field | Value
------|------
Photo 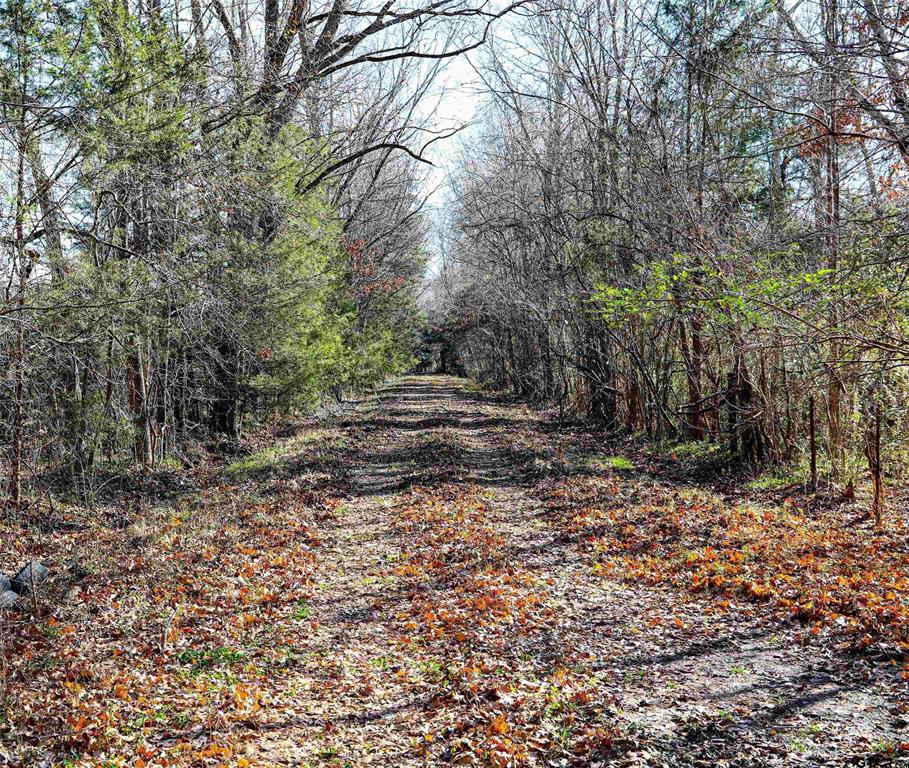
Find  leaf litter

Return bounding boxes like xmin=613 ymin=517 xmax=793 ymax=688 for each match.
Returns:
xmin=0 ymin=376 xmax=906 ymax=767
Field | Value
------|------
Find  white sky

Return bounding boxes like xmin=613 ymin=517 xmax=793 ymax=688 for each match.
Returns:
xmin=419 ymin=53 xmax=485 ymax=278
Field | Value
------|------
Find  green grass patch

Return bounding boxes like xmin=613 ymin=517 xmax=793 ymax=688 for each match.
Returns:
xmin=605 ymin=455 xmax=635 ymax=471
xmin=745 ymin=465 xmax=805 ymax=491
xmin=661 ymin=440 xmax=725 ymax=462
xmin=178 ymin=646 xmax=246 ymax=672
xmin=225 ymin=429 xmax=344 ymax=478
xmin=587 ymin=454 xmax=636 ymax=472
xmin=292 ymin=601 xmax=313 ymax=621
xmin=226 ymin=445 xmax=286 ymax=477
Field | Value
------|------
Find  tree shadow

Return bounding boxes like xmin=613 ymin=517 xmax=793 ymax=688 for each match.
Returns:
xmin=227 ymin=375 xmax=904 ymax=765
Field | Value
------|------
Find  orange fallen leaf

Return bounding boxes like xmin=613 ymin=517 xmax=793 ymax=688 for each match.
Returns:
xmin=489 ymin=714 xmax=509 ymax=735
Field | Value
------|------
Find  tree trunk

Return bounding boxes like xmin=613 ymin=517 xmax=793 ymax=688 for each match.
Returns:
xmin=825 ymin=0 xmax=845 ymax=485
xmin=8 ymin=114 xmax=28 ymax=516
xmin=809 ymin=394 xmax=818 ymax=491
xmin=678 ymin=316 xmax=704 ymax=441
xmin=865 ymin=399 xmax=884 ymax=527
xmin=126 ymin=340 xmax=152 ymax=466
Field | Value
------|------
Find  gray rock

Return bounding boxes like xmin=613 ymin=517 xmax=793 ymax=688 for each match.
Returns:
xmin=0 ymin=574 xmax=9 ymax=593
xmin=11 ymin=561 xmax=49 ymax=596
xmin=0 ymin=591 xmax=19 ymax=610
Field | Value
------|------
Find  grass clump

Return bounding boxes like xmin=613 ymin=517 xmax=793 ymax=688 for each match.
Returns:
xmin=178 ymin=647 xmax=246 ymax=672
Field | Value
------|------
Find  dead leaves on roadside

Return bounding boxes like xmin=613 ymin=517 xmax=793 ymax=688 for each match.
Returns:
xmin=538 ymin=475 xmax=909 ymax=654
xmin=0 ymin=485 xmax=325 ymax=767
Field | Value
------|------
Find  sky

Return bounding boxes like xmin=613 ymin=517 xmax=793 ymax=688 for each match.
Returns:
xmin=418 ymin=52 xmax=486 ymax=278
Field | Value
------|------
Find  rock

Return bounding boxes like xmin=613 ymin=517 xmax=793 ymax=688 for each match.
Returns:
xmin=11 ymin=561 xmax=49 ymax=596
xmin=0 ymin=574 xmax=9 ymax=593
xmin=0 ymin=591 xmax=19 ymax=610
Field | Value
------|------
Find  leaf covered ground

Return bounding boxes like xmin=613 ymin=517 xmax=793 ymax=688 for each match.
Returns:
xmin=1 ymin=376 xmax=907 ymax=767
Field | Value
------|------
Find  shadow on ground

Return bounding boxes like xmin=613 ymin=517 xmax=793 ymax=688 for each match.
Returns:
xmin=256 ymin=375 xmax=906 ymax=767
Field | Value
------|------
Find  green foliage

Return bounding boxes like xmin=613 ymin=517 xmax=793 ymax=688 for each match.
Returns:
xmin=237 ymin=133 xmax=422 ymax=413
xmin=0 ymin=0 xmax=425 ymax=483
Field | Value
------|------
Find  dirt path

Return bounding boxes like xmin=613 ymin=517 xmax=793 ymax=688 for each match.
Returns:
xmin=250 ymin=376 xmax=906 ymax=767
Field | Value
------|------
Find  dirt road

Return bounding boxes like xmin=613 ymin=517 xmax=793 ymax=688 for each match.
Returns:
xmin=249 ymin=376 xmax=906 ymax=767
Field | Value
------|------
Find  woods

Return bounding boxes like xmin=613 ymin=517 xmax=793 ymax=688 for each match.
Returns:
xmin=9 ymin=0 xmax=908 ymax=514
xmin=433 ymin=0 xmax=909 ymax=512
xmin=3 ymin=0 xmax=909 ymax=764
xmin=0 ymin=0 xmax=499 ymax=503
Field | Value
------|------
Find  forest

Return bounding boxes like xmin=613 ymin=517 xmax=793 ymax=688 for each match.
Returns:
xmin=1 ymin=0 xmax=909 ymax=763
xmin=433 ymin=0 xmax=909 ymax=508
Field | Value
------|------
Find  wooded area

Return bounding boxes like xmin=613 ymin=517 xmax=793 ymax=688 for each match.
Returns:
xmin=2 ymin=0 xmax=909 ymax=764
xmin=432 ymin=0 xmax=909 ymax=520
xmin=0 ymin=0 xmax=494 ymax=503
